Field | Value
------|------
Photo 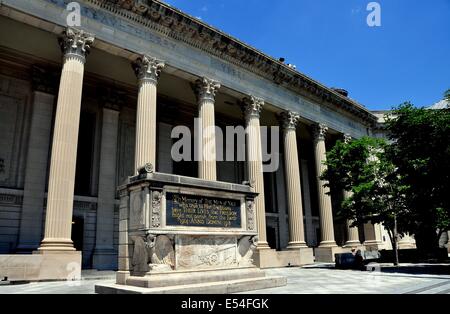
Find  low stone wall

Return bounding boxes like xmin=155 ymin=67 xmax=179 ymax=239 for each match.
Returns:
xmin=0 ymin=252 xmax=81 ymax=282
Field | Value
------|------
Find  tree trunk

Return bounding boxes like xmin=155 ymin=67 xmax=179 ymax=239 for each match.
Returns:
xmin=393 ymin=216 xmax=399 ymax=266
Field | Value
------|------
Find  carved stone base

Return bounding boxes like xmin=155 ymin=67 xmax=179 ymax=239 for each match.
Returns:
xmin=97 ymin=268 xmax=286 ymax=294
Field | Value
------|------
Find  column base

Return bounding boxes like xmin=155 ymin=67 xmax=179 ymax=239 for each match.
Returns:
xmin=92 ymin=248 xmax=118 ymax=270
xmin=318 ymin=240 xmax=337 ymax=248
xmin=38 ymin=238 xmax=76 ymax=252
xmin=256 ymin=241 xmax=271 ymax=250
xmin=343 ymin=241 xmax=363 ymax=249
xmin=286 ymin=241 xmax=308 ymax=250
xmin=314 ymin=246 xmax=342 ymax=263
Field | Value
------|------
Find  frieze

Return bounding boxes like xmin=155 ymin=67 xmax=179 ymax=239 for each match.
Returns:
xmin=39 ymin=0 xmax=375 ymax=124
xmin=80 ymin=0 xmax=376 ymax=124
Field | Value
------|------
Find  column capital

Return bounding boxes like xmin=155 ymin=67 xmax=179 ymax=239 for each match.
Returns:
xmin=58 ymin=27 xmax=95 ymax=63
xmin=343 ymin=133 xmax=353 ymax=144
xmin=242 ymin=96 xmax=264 ymax=120
xmin=132 ymin=55 xmax=165 ymax=84
xmin=280 ymin=111 xmax=300 ymax=131
xmin=193 ymin=77 xmax=221 ymax=102
xmin=312 ymin=123 xmax=328 ymax=141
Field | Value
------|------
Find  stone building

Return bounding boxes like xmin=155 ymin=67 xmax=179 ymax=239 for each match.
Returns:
xmin=0 ymin=0 xmax=394 ymax=274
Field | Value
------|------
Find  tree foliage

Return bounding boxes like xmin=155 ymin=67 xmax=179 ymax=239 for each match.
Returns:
xmin=385 ymin=103 xmax=450 ymax=250
xmin=321 ymin=137 xmax=409 ymax=251
xmin=321 ymin=97 xmax=450 ymax=253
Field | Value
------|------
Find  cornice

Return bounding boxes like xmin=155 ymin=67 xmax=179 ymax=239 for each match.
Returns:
xmin=82 ymin=1 xmax=377 ymax=124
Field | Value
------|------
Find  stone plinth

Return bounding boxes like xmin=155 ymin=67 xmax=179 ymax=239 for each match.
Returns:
xmin=314 ymin=246 xmax=346 ymax=263
xmin=254 ymin=248 xmax=314 ymax=268
xmin=96 ymin=168 xmax=286 ymax=293
xmin=0 ymin=251 xmax=81 ymax=282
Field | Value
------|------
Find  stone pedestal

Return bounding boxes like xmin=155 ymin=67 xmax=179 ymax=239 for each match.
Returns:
xmin=0 ymin=251 xmax=81 ymax=282
xmin=96 ymin=171 xmax=286 ymax=294
xmin=363 ymin=222 xmax=384 ymax=250
xmin=314 ymin=246 xmax=345 ymax=263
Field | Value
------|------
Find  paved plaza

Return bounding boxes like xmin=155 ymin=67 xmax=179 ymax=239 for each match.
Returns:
xmin=0 ymin=264 xmax=449 ymax=294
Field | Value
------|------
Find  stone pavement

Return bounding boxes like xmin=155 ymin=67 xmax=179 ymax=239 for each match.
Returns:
xmin=0 ymin=264 xmax=449 ymax=294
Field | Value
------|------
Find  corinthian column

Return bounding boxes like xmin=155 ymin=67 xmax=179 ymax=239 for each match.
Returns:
xmin=242 ymin=96 xmax=270 ymax=249
xmin=312 ymin=123 xmax=337 ymax=248
xmin=342 ymin=134 xmax=361 ymax=247
xmin=39 ymin=28 xmax=95 ymax=251
xmin=193 ymin=77 xmax=220 ymax=181
xmin=132 ymin=55 xmax=165 ymax=173
xmin=280 ymin=111 xmax=307 ymax=249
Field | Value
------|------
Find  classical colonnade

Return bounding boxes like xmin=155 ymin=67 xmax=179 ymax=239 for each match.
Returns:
xmin=38 ymin=27 xmax=363 ymax=256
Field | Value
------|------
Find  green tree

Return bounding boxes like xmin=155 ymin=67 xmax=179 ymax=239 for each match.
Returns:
xmin=385 ymin=103 xmax=450 ymax=252
xmin=321 ymin=137 xmax=409 ymax=265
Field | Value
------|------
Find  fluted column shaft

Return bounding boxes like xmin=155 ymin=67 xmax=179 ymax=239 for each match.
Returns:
xmin=281 ymin=111 xmax=307 ymax=249
xmin=193 ymin=78 xmax=220 ymax=181
xmin=132 ymin=55 xmax=165 ymax=172
xmin=313 ymin=124 xmax=337 ymax=247
xmin=343 ymin=190 xmax=361 ymax=247
xmin=243 ymin=97 xmax=270 ymax=249
xmin=39 ymin=28 xmax=95 ymax=251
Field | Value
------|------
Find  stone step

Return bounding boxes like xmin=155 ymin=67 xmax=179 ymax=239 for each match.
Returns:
xmin=125 ymin=267 xmax=267 ymax=288
xmin=95 ymin=276 xmax=287 ymax=294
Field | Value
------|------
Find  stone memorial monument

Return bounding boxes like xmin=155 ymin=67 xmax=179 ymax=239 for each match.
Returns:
xmin=96 ymin=165 xmax=286 ymax=294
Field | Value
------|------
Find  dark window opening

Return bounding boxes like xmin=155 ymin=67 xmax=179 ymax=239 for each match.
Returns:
xmin=71 ymin=216 xmax=84 ymax=252
xmin=75 ymin=111 xmax=96 ymax=196
xmin=267 ymin=226 xmax=277 ymax=250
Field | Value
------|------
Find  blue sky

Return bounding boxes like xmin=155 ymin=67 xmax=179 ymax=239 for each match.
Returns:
xmin=163 ymin=0 xmax=450 ymax=110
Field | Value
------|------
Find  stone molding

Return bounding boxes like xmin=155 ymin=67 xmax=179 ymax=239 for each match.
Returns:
xmin=82 ymin=0 xmax=376 ymax=124
xmin=132 ymin=55 xmax=165 ymax=84
xmin=58 ymin=27 xmax=95 ymax=63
